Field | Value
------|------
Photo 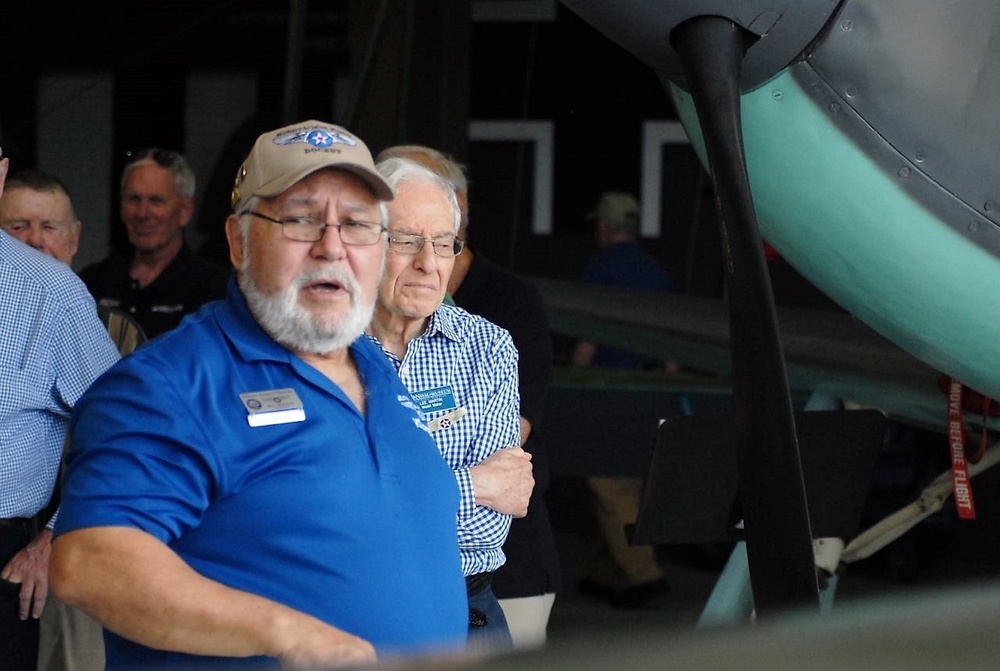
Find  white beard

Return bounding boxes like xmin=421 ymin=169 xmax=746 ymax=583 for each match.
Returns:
xmin=239 ymin=266 xmax=375 ymax=355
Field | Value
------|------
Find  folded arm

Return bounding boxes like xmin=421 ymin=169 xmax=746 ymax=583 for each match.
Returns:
xmin=469 ymin=447 xmax=533 ymax=517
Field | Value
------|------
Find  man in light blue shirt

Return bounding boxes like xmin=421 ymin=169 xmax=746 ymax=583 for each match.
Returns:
xmin=0 ymin=146 xmax=120 ymax=671
xmin=367 ymin=157 xmax=533 ymax=655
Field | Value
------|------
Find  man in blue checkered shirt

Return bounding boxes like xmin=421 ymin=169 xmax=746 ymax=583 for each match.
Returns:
xmin=367 ymin=157 xmax=533 ymax=656
xmin=0 ymin=147 xmax=120 ymax=670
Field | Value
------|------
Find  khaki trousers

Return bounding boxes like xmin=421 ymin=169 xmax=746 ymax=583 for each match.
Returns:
xmin=37 ymin=594 xmax=104 ymax=671
xmin=585 ymin=476 xmax=664 ymax=588
xmin=498 ymin=593 xmax=556 ymax=650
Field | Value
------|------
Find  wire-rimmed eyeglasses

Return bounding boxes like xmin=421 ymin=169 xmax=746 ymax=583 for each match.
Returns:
xmin=240 ymin=210 xmax=386 ymax=245
xmin=388 ymin=234 xmax=465 ymax=258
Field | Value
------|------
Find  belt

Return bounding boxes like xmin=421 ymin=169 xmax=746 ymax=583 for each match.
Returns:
xmin=0 ymin=518 xmax=32 ymax=532
xmin=465 ymin=571 xmax=493 ymax=596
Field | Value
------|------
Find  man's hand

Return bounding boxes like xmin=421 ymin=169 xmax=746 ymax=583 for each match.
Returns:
xmin=277 ymin=625 xmax=377 ymax=669
xmin=1 ymin=527 xmax=52 ymax=620
xmin=470 ymin=447 xmax=534 ymax=517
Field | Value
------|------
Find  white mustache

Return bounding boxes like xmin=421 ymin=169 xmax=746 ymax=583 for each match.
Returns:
xmin=293 ymin=268 xmax=359 ymax=296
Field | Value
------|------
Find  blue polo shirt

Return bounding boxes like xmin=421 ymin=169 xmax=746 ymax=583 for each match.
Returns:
xmin=56 ymin=280 xmax=467 ymax=668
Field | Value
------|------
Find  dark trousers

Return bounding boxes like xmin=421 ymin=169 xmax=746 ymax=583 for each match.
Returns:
xmin=466 ymin=584 xmax=513 ymax=656
xmin=0 ymin=520 xmax=40 ymax=671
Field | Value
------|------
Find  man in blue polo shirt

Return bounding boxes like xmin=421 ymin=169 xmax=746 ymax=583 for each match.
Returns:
xmin=49 ymin=121 xmax=468 ymax=669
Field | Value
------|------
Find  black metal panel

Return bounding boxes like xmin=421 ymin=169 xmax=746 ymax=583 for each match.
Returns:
xmin=632 ymin=409 xmax=887 ymax=546
xmin=544 ymin=381 xmax=734 ymax=477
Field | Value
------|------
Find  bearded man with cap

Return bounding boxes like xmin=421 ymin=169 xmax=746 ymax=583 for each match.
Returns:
xmin=49 ymin=121 xmax=468 ymax=669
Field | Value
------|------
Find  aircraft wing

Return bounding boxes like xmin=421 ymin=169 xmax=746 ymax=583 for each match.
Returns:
xmin=534 ymin=277 xmax=949 ymax=433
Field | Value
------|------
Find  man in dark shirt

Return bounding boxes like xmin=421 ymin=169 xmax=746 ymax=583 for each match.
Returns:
xmin=80 ymin=149 xmax=231 ymax=339
xmin=376 ymin=144 xmax=562 ymax=650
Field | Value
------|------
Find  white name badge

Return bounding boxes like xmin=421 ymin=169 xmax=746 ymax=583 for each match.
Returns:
xmin=239 ymin=388 xmax=306 ymax=427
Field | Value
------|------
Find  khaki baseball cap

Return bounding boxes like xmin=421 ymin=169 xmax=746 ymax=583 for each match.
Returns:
xmin=588 ymin=191 xmax=640 ymax=225
xmin=230 ymin=120 xmax=393 ymax=212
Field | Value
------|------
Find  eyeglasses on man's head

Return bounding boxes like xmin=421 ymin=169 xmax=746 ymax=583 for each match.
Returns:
xmin=387 ymin=233 xmax=465 ymax=258
xmin=125 ymin=148 xmax=182 ymax=168
xmin=239 ymin=210 xmax=386 ymax=245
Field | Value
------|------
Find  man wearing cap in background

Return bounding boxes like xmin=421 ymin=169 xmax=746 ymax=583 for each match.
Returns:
xmin=49 ymin=121 xmax=468 ymax=669
xmin=572 ymin=191 xmax=676 ymax=609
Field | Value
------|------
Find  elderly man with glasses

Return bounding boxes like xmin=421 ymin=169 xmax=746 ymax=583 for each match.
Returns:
xmin=79 ymin=147 xmax=231 ymax=339
xmin=365 ymin=157 xmax=533 ymax=656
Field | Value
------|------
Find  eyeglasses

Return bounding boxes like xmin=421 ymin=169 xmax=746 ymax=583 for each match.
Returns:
xmin=125 ymin=148 xmax=181 ymax=168
xmin=387 ymin=234 xmax=465 ymax=258
xmin=240 ymin=210 xmax=386 ymax=245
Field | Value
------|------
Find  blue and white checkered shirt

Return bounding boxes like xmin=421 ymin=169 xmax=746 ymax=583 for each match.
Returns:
xmin=369 ymin=303 xmax=521 ymax=576
xmin=0 ymin=232 xmax=120 ymax=522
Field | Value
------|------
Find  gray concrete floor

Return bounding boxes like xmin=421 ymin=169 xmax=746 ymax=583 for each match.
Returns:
xmin=541 ymin=473 xmax=1000 ymax=651
xmin=432 ymin=470 xmax=1000 ymax=670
